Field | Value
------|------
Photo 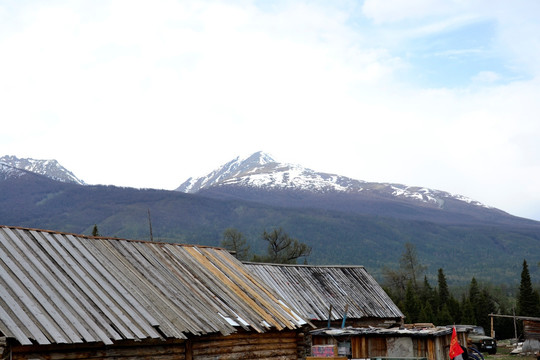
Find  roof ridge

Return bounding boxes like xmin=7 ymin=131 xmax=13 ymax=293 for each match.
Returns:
xmin=0 ymin=224 xmax=225 ymax=249
xmin=243 ymin=261 xmax=365 ymax=268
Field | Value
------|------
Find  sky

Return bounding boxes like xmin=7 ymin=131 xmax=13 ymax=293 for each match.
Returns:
xmin=2 ymin=0 xmax=540 ymax=220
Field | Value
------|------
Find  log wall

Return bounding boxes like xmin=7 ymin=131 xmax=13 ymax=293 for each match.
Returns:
xmin=8 ymin=330 xmax=303 ymax=360
xmin=192 ymin=330 xmax=302 ymax=360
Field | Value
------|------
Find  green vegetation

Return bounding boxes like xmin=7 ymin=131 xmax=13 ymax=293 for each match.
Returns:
xmin=517 ymin=260 xmax=540 ymax=317
xmin=91 ymin=224 xmax=100 ymax=237
xmin=384 ymin=244 xmax=540 ymax=341
xmin=1 ymin=178 xmax=540 ymax=285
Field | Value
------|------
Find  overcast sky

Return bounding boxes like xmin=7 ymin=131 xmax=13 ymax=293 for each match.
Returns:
xmin=2 ymin=0 xmax=540 ymax=220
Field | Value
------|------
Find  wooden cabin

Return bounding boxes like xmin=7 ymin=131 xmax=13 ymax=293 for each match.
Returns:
xmin=523 ymin=319 xmax=540 ymax=356
xmin=0 ymin=226 xmax=307 ymax=360
xmin=244 ymin=263 xmax=404 ymax=329
xmin=310 ymin=326 xmax=453 ymax=360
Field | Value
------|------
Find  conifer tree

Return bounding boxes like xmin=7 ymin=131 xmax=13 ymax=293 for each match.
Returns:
xmin=418 ymin=302 xmax=435 ymax=323
xmin=92 ymin=224 xmax=100 ymax=237
xmin=438 ymin=268 xmax=450 ymax=307
xmin=517 ymin=260 xmax=540 ymax=316
xmin=438 ymin=303 xmax=453 ymax=325
xmin=404 ymin=281 xmax=421 ymax=323
xmin=469 ymin=277 xmax=481 ymax=323
xmin=437 ymin=268 xmax=459 ymax=324
xmin=461 ymin=298 xmax=476 ymax=325
xmin=478 ymin=289 xmax=496 ymax=330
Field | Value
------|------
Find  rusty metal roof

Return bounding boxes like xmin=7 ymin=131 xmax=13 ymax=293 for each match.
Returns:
xmin=244 ymin=263 xmax=404 ymax=322
xmin=0 ymin=226 xmax=305 ymax=346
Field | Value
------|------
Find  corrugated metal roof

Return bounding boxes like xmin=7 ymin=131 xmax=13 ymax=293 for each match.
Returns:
xmin=244 ymin=263 xmax=404 ymax=321
xmin=0 ymin=226 xmax=304 ymax=346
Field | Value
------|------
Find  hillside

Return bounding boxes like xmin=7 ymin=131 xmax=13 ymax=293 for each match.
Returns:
xmin=0 ymin=155 xmax=85 ymax=185
xmin=1 ymin=168 xmax=539 ymax=284
xmin=176 ymin=152 xmax=537 ymax=227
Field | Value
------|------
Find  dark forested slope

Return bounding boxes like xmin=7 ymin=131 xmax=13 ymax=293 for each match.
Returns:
xmin=1 ymin=171 xmax=540 ymax=284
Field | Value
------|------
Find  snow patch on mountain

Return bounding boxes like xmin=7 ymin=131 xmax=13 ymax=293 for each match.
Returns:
xmin=176 ymin=151 xmax=491 ymax=209
xmin=0 ymin=155 xmax=85 ymax=185
xmin=0 ymin=162 xmax=27 ymax=181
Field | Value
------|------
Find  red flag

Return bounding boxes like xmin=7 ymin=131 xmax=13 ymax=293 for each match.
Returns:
xmin=449 ymin=326 xmax=464 ymax=359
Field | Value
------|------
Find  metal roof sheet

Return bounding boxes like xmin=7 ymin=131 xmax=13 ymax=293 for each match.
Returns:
xmin=0 ymin=226 xmax=304 ymax=346
xmin=244 ymin=263 xmax=404 ymax=321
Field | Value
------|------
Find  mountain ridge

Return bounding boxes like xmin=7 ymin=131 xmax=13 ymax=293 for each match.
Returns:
xmin=175 ymin=151 xmax=532 ymax=227
xmin=0 ymin=155 xmax=85 ymax=185
xmin=1 ymin=153 xmax=539 ymax=284
xmin=176 ymin=151 xmax=489 ymax=209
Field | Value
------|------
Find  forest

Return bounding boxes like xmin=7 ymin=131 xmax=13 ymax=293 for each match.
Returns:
xmin=382 ymin=243 xmax=540 ymax=340
xmin=217 ymin=226 xmax=540 ymax=341
xmin=3 ymin=177 xmax=540 ymax=286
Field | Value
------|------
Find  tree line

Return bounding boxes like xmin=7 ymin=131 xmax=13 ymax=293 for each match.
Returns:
xmin=383 ymin=243 xmax=540 ymax=339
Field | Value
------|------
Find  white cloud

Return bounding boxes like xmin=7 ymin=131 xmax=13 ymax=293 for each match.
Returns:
xmin=1 ymin=0 xmax=540 ymax=220
xmin=362 ymin=0 xmax=462 ymax=24
xmin=472 ymin=71 xmax=500 ymax=83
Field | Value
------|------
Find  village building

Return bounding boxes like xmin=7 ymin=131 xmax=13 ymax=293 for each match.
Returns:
xmin=308 ymin=325 xmax=453 ymax=360
xmin=244 ymin=263 xmax=404 ymax=329
xmin=245 ymin=263 xmax=409 ymax=359
xmin=0 ymin=226 xmax=307 ymax=360
xmin=522 ymin=318 xmax=540 ymax=357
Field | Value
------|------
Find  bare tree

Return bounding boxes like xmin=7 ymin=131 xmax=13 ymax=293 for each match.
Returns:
xmin=220 ymin=228 xmax=250 ymax=261
xmin=253 ymin=227 xmax=311 ymax=264
xmin=383 ymin=242 xmax=426 ymax=301
xmin=399 ymin=242 xmax=426 ymax=289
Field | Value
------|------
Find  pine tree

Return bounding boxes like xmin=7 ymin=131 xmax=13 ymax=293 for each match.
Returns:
xmin=438 ymin=268 xmax=450 ymax=307
xmin=477 ymin=288 xmax=496 ymax=330
xmin=461 ymin=298 xmax=476 ymax=325
xmin=517 ymin=260 xmax=540 ymax=316
xmin=418 ymin=301 xmax=435 ymax=323
xmin=437 ymin=268 xmax=458 ymax=324
xmin=92 ymin=224 xmax=100 ymax=237
xmin=438 ymin=304 xmax=453 ymax=325
xmin=469 ymin=277 xmax=481 ymax=323
xmin=404 ymin=281 xmax=421 ymax=323
xmin=420 ymin=276 xmax=438 ymax=314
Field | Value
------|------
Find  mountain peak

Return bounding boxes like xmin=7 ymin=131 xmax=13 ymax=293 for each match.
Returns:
xmin=239 ymin=151 xmax=276 ymax=166
xmin=175 ymin=151 xmax=279 ymax=193
xmin=175 ymin=152 xmax=493 ymax=212
xmin=175 ymin=151 xmax=363 ymax=193
xmin=0 ymin=161 xmax=29 ymax=181
xmin=0 ymin=155 xmax=85 ymax=185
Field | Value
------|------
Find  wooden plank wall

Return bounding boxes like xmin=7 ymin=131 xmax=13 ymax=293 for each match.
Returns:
xmin=192 ymin=331 xmax=301 ymax=360
xmin=9 ymin=331 xmax=303 ymax=360
xmin=10 ymin=340 xmax=187 ymax=360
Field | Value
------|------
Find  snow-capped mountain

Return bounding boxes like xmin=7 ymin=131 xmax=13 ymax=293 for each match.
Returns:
xmin=0 ymin=162 xmax=29 ymax=181
xmin=176 ymin=151 xmax=488 ymax=210
xmin=0 ymin=155 xmax=85 ymax=185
